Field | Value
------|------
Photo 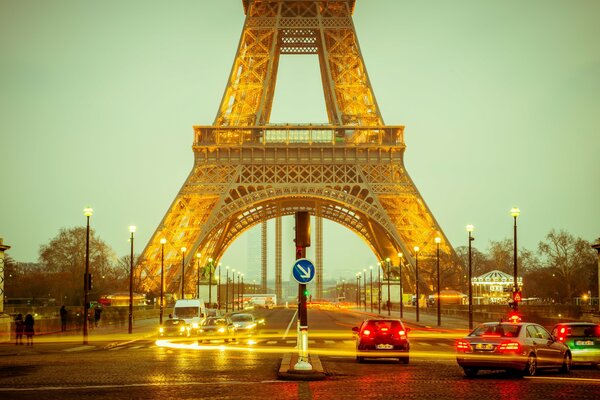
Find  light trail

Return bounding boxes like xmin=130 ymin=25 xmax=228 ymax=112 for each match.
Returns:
xmin=282 ymin=309 xmax=298 ymax=339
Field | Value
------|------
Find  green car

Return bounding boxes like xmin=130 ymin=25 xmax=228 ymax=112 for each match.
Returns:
xmin=552 ymin=322 xmax=600 ymax=366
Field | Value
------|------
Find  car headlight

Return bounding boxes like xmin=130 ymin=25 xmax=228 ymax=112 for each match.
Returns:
xmin=234 ymin=323 xmax=240 ymax=328
xmin=198 ymin=329 xmax=204 ymax=333
xmin=246 ymin=323 xmax=256 ymax=329
xmin=218 ymin=327 xmax=225 ymax=333
xmin=159 ymin=327 xmax=164 ymax=333
xmin=179 ymin=326 xmax=186 ymax=332
xmin=257 ymin=319 xmax=265 ymax=325
xmin=192 ymin=322 xmax=199 ymax=329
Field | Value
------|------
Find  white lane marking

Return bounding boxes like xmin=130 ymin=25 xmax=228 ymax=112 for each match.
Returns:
xmin=282 ymin=309 xmax=298 ymax=339
xmin=130 ymin=345 xmax=143 ymax=350
xmin=285 ymin=340 xmax=296 ymax=344
xmin=0 ymin=381 xmax=287 ymax=392
xmin=418 ymin=342 xmax=433 ymax=347
xmin=343 ymin=340 xmax=355 ymax=344
xmin=63 ymin=345 xmax=95 ymax=352
xmin=266 ymin=340 xmax=277 ymax=344
xmin=324 ymin=340 xmax=335 ymax=344
xmin=524 ymin=376 xmax=600 ymax=383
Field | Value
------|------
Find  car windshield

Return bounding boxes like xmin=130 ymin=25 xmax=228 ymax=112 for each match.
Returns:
xmin=202 ymin=318 xmax=227 ymax=326
xmin=165 ymin=319 xmax=184 ymax=326
xmin=231 ymin=314 xmax=253 ymax=322
xmin=564 ymin=325 xmax=600 ymax=337
xmin=470 ymin=324 xmax=521 ymax=337
xmin=364 ymin=320 xmax=402 ymax=331
xmin=174 ymin=307 xmax=199 ymax=318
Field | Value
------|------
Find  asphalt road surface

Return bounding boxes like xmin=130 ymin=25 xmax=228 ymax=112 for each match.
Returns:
xmin=0 ymin=307 xmax=599 ymax=399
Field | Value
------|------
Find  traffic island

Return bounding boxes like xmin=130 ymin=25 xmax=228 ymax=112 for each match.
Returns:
xmin=278 ymin=353 xmax=327 ymax=381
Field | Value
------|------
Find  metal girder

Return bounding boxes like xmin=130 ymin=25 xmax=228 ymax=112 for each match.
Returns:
xmin=137 ymin=0 xmax=458 ymax=297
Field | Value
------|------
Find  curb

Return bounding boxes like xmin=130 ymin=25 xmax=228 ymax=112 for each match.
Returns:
xmin=278 ymin=353 xmax=327 ymax=381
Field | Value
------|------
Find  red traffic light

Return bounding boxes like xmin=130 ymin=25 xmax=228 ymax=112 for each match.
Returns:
xmin=512 ymin=291 xmax=522 ymax=303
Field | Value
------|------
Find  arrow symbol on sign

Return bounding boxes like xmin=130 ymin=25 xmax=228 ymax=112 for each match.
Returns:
xmin=295 ymin=264 xmax=311 ymax=278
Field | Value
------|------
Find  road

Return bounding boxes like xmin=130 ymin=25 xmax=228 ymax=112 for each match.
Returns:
xmin=0 ymin=307 xmax=599 ymax=399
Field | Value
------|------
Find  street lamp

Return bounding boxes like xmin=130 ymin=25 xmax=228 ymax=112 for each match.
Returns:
xmin=377 ymin=262 xmax=381 ymax=314
xmin=369 ymin=265 xmax=374 ymax=313
xmin=82 ymin=207 xmax=93 ymax=344
xmin=237 ymin=272 xmax=241 ymax=311
xmin=225 ymin=266 xmax=230 ymax=312
xmin=208 ymin=257 xmax=214 ymax=306
xmin=356 ymin=273 xmax=361 ymax=308
xmin=180 ymin=247 xmax=187 ymax=300
xmin=159 ymin=238 xmax=166 ymax=325
xmin=363 ymin=269 xmax=367 ymax=311
xmin=231 ymin=269 xmax=236 ymax=311
xmin=397 ymin=253 xmax=404 ymax=318
xmin=196 ymin=252 xmax=201 ymax=298
xmin=466 ymin=224 xmax=475 ymax=330
xmin=414 ymin=246 xmax=420 ymax=322
xmin=128 ymin=225 xmax=136 ymax=335
xmin=510 ymin=207 xmax=520 ymax=311
xmin=217 ymin=263 xmax=222 ymax=309
xmin=241 ymin=273 xmax=244 ymax=310
xmin=435 ymin=237 xmax=442 ymax=327
xmin=592 ymin=239 xmax=600 ymax=313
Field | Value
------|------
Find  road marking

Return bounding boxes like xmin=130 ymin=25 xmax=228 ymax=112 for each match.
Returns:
xmin=130 ymin=345 xmax=143 ymax=350
xmin=524 ymin=376 xmax=600 ymax=383
xmin=0 ymin=381 xmax=290 ymax=392
xmin=266 ymin=340 xmax=277 ymax=344
xmin=343 ymin=340 xmax=355 ymax=345
xmin=418 ymin=342 xmax=433 ymax=347
xmin=108 ymin=347 xmax=124 ymax=351
xmin=282 ymin=309 xmax=298 ymax=339
xmin=63 ymin=345 xmax=95 ymax=352
xmin=285 ymin=340 xmax=296 ymax=344
xmin=324 ymin=340 xmax=335 ymax=344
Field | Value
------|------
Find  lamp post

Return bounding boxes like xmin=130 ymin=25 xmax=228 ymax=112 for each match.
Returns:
xmin=225 ymin=266 xmax=230 ymax=312
xmin=414 ymin=246 xmax=420 ymax=322
xmin=83 ymin=207 xmax=93 ymax=344
xmin=180 ymin=247 xmax=187 ymax=300
xmin=592 ymin=239 xmax=600 ymax=313
xmin=208 ymin=257 xmax=214 ymax=306
xmin=466 ymin=224 xmax=475 ymax=330
xmin=510 ymin=207 xmax=520 ymax=311
xmin=217 ymin=263 xmax=222 ymax=309
xmin=159 ymin=238 xmax=166 ymax=325
xmin=241 ymin=273 xmax=244 ymax=310
xmin=128 ymin=225 xmax=136 ymax=335
xmin=196 ymin=252 xmax=201 ymax=298
xmin=397 ymin=253 xmax=404 ymax=318
xmin=435 ymin=237 xmax=442 ymax=327
xmin=237 ymin=272 xmax=241 ymax=311
xmin=369 ymin=265 xmax=374 ymax=313
xmin=363 ymin=269 xmax=367 ymax=311
xmin=377 ymin=262 xmax=381 ymax=314
xmin=231 ymin=269 xmax=236 ymax=311
xmin=356 ymin=273 xmax=361 ymax=308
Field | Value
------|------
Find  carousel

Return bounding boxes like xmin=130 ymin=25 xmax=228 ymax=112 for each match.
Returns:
xmin=471 ymin=270 xmax=522 ymax=305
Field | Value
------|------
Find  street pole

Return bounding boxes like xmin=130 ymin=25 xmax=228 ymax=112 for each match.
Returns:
xmin=363 ymin=269 xmax=367 ymax=312
xmin=208 ymin=257 xmax=214 ymax=306
xmin=386 ymin=260 xmax=391 ymax=316
xmin=467 ymin=224 xmax=474 ymax=330
xmin=356 ymin=273 xmax=360 ymax=307
xmin=377 ymin=263 xmax=381 ymax=314
xmin=180 ymin=247 xmax=187 ymax=300
xmin=511 ymin=208 xmax=520 ymax=312
xmin=159 ymin=238 xmax=166 ymax=325
xmin=435 ymin=237 xmax=441 ymax=327
xmin=414 ymin=246 xmax=420 ymax=322
xmin=128 ymin=225 xmax=136 ymax=335
xmin=241 ymin=274 xmax=244 ymax=310
xmin=225 ymin=266 xmax=229 ymax=312
xmin=83 ymin=207 xmax=93 ymax=344
xmin=218 ymin=263 xmax=221 ymax=309
xmin=237 ymin=272 xmax=240 ymax=311
xmin=397 ymin=254 xmax=404 ymax=319
xmin=592 ymin=239 xmax=600 ymax=313
xmin=232 ymin=269 xmax=236 ymax=311
xmin=196 ymin=252 xmax=201 ymax=298
xmin=294 ymin=211 xmax=311 ymax=371
xmin=369 ymin=265 xmax=373 ymax=313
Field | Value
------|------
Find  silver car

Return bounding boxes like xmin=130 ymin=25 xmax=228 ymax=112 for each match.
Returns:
xmin=230 ymin=313 xmax=259 ymax=336
xmin=456 ymin=322 xmax=571 ymax=377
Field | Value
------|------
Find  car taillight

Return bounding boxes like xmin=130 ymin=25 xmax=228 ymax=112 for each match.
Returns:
xmin=362 ymin=329 xmax=371 ymax=337
xmin=456 ymin=340 xmax=471 ymax=352
xmin=498 ymin=341 xmax=521 ymax=353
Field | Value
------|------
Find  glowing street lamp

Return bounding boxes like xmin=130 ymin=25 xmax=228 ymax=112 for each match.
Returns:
xmin=128 ymin=225 xmax=136 ymax=334
xmin=83 ymin=207 xmax=93 ymax=344
xmin=435 ymin=237 xmax=442 ymax=327
xmin=180 ymin=247 xmax=187 ymax=299
xmin=397 ymin=253 xmax=403 ymax=318
xmin=592 ymin=239 xmax=600 ymax=313
xmin=159 ymin=238 xmax=166 ymax=325
xmin=510 ymin=207 xmax=520 ymax=311
xmin=414 ymin=246 xmax=420 ymax=322
xmin=466 ymin=224 xmax=475 ymax=330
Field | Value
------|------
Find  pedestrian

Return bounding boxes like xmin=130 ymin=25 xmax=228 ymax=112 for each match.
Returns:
xmin=60 ymin=305 xmax=68 ymax=332
xmin=24 ymin=314 xmax=35 ymax=346
xmin=94 ymin=306 xmax=102 ymax=328
xmin=14 ymin=313 xmax=24 ymax=345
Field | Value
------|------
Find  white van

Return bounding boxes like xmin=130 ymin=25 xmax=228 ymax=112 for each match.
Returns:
xmin=172 ymin=299 xmax=206 ymax=331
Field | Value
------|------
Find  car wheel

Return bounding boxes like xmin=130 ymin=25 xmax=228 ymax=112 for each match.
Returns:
xmin=399 ymin=356 xmax=409 ymax=364
xmin=523 ymin=354 xmax=537 ymax=376
xmin=559 ymin=353 xmax=572 ymax=374
xmin=463 ymin=368 xmax=478 ymax=378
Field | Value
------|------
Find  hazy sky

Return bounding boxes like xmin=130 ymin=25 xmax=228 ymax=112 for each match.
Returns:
xmin=1 ymin=0 xmax=599 ymax=283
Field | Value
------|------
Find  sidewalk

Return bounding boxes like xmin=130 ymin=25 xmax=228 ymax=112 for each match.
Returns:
xmin=0 ymin=317 xmax=159 ymax=357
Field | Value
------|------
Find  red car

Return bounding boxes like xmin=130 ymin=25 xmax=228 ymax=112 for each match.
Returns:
xmin=352 ymin=319 xmax=410 ymax=363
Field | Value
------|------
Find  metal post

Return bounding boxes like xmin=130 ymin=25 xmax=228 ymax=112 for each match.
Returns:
xmin=159 ymin=239 xmax=165 ymax=325
xmin=83 ymin=208 xmax=92 ymax=344
xmin=398 ymin=255 xmax=404 ymax=319
xmin=377 ymin=264 xmax=381 ymax=314
xmin=435 ymin=237 xmax=441 ymax=327
xmin=294 ymin=211 xmax=311 ymax=371
xmin=467 ymin=227 xmax=474 ymax=330
xmin=180 ymin=248 xmax=186 ymax=300
xmin=356 ymin=274 xmax=360 ymax=307
xmin=512 ymin=209 xmax=519 ymax=312
xmin=232 ymin=269 xmax=236 ymax=311
xmin=593 ymin=240 xmax=600 ymax=313
xmin=387 ymin=261 xmax=391 ymax=316
xmin=414 ymin=247 xmax=420 ymax=322
xmin=128 ymin=226 xmax=135 ymax=334
xmin=241 ymin=274 xmax=244 ymax=310
xmin=196 ymin=253 xmax=200 ymax=298
xmin=218 ymin=264 xmax=221 ymax=309
xmin=225 ymin=267 xmax=229 ymax=312
xmin=369 ymin=266 xmax=373 ymax=313
xmin=209 ymin=260 xmax=213 ymax=305
xmin=363 ymin=269 xmax=367 ymax=311
xmin=237 ymin=273 xmax=240 ymax=311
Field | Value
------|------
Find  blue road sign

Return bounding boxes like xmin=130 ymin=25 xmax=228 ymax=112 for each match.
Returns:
xmin=292 ymin=258 xmax=316 ymax=284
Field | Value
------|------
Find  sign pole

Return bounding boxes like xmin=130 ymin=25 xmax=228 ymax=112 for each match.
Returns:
xmin=294 ymin=212 xmax=312 ymax=371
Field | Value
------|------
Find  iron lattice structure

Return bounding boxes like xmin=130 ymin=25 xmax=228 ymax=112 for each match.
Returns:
xmin=138 ymin=0 xmax=457 ymax=298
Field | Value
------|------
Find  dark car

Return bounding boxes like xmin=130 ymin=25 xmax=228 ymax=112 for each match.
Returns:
xmin=552 ymin=322 xmax=600 ymax=366
xmin=158 ymin=318 xmax=190 ymax=338
xmin=456 ymin=322 xmax=571 ymax=377
xmin=197 ymin=317 xmax=236 ymax=343
xmin=352 ymin=319 xmax=410 ymax=363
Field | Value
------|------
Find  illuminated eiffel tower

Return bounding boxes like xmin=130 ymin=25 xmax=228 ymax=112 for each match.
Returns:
xmin=138 ymin=0 xmax=456 ymax=302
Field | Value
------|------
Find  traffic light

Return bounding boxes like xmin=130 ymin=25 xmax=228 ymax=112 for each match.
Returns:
xmin=512 ymin=290 xmax=522 ymax=304
xmin=295 ymin=212 xmax=311 ymax=247
xmin=304 ymin=289 xmax=310 ymax=297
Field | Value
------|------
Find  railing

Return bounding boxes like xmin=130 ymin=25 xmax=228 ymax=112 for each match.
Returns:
xmin=193 ymin=124 xmax=404 ymax=147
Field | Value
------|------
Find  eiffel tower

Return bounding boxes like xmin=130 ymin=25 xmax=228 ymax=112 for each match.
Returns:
xmin=138 ymin=0 xmax=456 ymax=301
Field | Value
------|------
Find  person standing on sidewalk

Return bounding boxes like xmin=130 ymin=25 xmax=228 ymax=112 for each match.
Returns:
xmin=14 ymin=314 xmax=24 ymax=345
xmin=60 ymin=305 xmax=68 ymax=332
xmin=24 ymin=314 xmax=35 ymax=346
